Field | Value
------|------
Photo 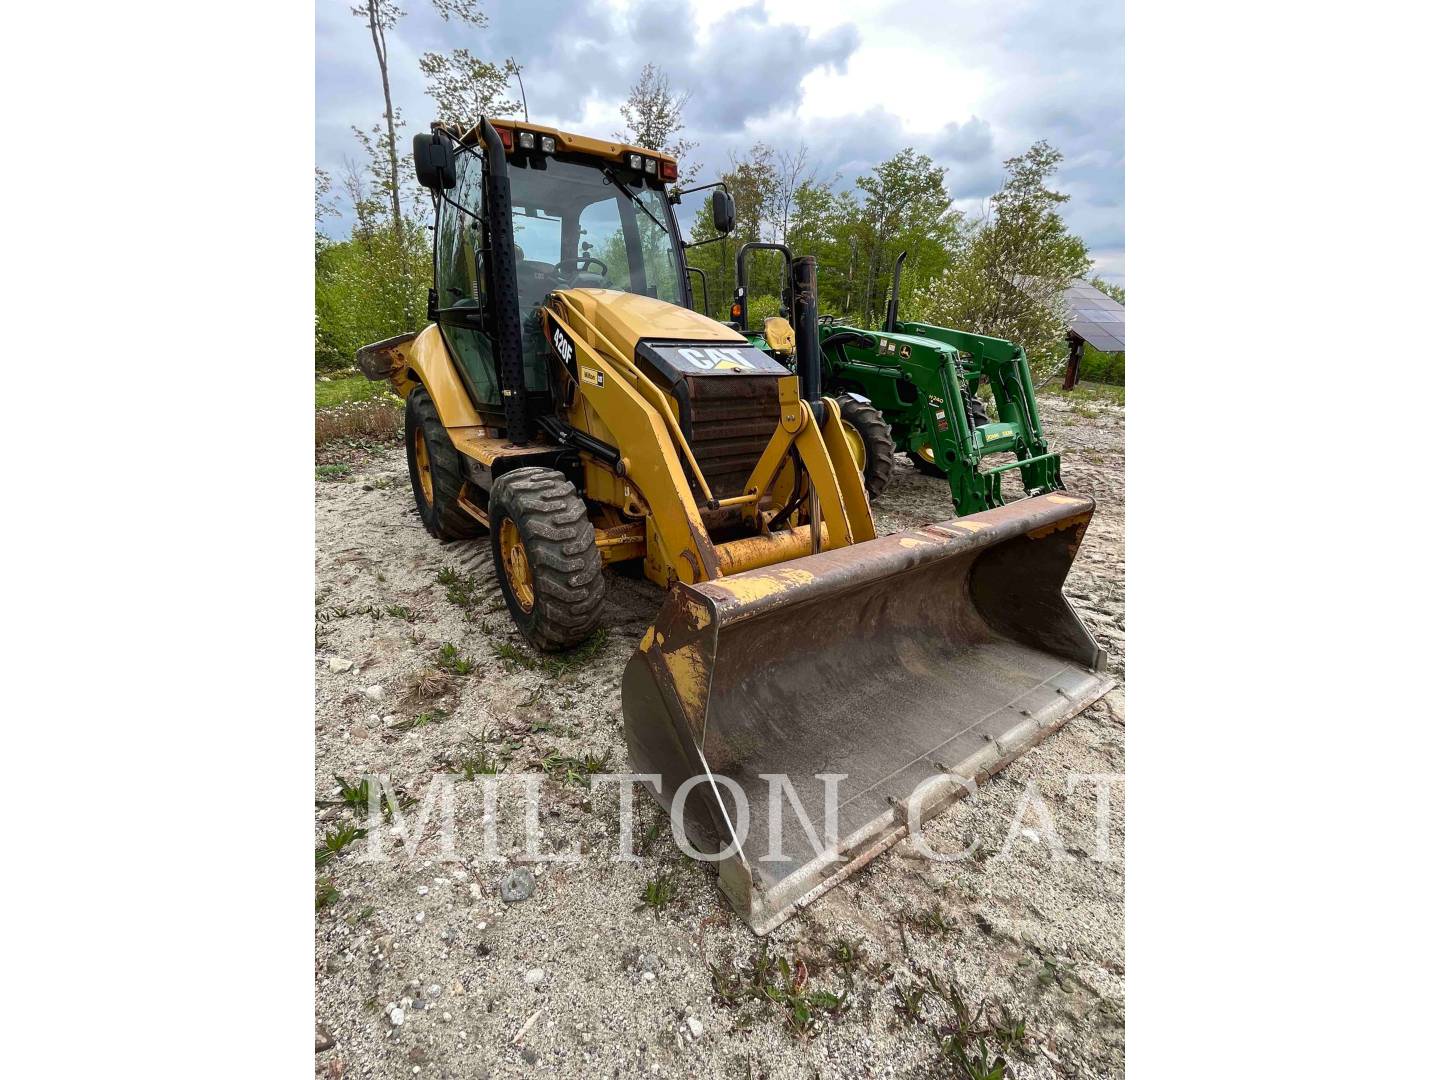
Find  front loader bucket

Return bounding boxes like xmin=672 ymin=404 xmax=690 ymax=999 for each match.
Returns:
xmin=621 ymin=493 xmax=1115 ymax=933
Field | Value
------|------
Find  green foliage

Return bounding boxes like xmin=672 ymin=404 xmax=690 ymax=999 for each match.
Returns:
xmin=316 ymin=877 xmax=341 ymax=911
xmin=315 ymin=373 xmax=397 ymax=408
xmin=682 ymin=144 xmax=964 ymax=328
xmin=711 ymin=940 xmax=850 ymax=1038
xmin=637 ymin=864 xmax=681 ymax=917
xmin=1078 ymin=342 xmax=1125 ymax=385
xmin=420 ymin=49 xmax=520 ymax=127
xmin=494 ymin=629 xmax=609 ymax=677
xmin=540 ymin=748 xmax=612 ymax=785
xmin=315 ymin=824 xmax=368 ymax=866
xmin=914 ymin=141 xmax=1092 ymax=380
xmin=315 ymin=218 xmax=431 ymax=372
xmin=616 ymin=63 xmax=700 ymax=187
xmin=436 ymin=642 xmax=476 ymax=675
xmin=1090 ymin=275 xmax=1125 ymax=305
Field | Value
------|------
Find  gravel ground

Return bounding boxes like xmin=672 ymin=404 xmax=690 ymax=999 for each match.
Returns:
xmin=314 ymin=392 xmax=1125 ymax=1079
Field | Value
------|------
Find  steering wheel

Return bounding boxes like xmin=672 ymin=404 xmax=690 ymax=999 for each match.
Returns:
xmin=554 ymin=255 xmax=609 ymax=281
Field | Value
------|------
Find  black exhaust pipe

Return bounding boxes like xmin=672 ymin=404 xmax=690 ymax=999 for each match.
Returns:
xmin=884 ymin=250 xmax=907 ymax=334
xmin=791 ymin=254 xmax=824 ymax=426
xmin=479 ymin=118 xmax=530 ymax=445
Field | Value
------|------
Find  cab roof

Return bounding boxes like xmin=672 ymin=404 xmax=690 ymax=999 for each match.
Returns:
xmin=438 ymin=118 xmax=677 ymax=167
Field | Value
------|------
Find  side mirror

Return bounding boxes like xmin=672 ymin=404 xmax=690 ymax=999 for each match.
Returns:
xmin=413 ymin=132 xmax=457 ymax=191
xmin=712 ymin=189 xmax=736 ymax=235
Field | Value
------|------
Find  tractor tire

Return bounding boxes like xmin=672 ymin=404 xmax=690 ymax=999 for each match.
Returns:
xmin=488 ymin=467 xmax=605 ymax=652
xmin=406 ymin=387 xmax=485 ymax=541
xmin=838 ymin=396 xmax=896 ymax=500
xmin=906 ymin=448 xmax=949 ymax=478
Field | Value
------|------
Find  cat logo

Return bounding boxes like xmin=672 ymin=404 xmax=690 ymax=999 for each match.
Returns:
xmin=675 ymin=347 xmax=758 ymax=372
xmin=580 ymin=366 xmax=604 ymax=387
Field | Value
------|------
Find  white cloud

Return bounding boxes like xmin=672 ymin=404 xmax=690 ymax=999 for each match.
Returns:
xmin=315 ymin=0 xmax=1123 ymax=279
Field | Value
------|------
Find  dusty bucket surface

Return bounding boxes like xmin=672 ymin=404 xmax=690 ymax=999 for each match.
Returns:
xmin=621 ymin=492 xmax=1115 ymax=933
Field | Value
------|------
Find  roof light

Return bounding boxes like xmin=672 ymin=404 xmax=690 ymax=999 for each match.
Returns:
xmin=540 ymin=135 xmax=556 ymax=153
xmin=659 ymin=160 xmax=678 ymax=182
xmin=627 ymin=153 xmax=643 ymax=170
xmin=518 ymin=131 xmax=536 ymax=150
xmin=643 ymin=157 xmax=657 ymax=175
xmin=496 ymin=127 xmax=513 ymax=151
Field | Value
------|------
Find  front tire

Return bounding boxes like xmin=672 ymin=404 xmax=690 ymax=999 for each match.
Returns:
xmin=406 ymin=388 xmax=484 ymax=541
xmin=488 ymin=467 xmax=605 ymax=651
xmin=837 ymin=396 xmax=896 ymax=500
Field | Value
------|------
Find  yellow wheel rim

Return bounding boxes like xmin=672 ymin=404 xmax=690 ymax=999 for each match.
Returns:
xmin=413 ymin=427 xmax=434 ymax=506
xmin=917 ymin=444 xmax=937 ymax=464
xmin=499 ymin=518 xmax=535 ymax=613
xmin=841 ymin=421 xmax=867 ymax=473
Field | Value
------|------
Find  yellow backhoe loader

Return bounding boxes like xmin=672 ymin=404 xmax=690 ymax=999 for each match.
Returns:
xmin=356 ymin=118 xmax=1113 ymax=932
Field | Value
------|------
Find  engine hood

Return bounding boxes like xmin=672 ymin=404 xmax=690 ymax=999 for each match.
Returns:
xmin=555 ymin=288 xmax=745 ymax=357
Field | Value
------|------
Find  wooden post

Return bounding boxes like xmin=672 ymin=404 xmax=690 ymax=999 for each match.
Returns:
xmin=1062 ymin=332 xmax=1084 ymax=391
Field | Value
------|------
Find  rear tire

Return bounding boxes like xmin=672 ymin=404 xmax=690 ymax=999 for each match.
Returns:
xmin=406 ymin=387 xmax=484 ymax=541
xmin=837 ymin=396 xmax=895 ymax=500
xmin=488 ymin=467 xmax=605 ymax=651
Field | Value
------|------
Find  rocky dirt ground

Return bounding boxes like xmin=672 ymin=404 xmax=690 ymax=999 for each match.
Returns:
xmin=314 ymin=393 xmax=1126 ymax=1079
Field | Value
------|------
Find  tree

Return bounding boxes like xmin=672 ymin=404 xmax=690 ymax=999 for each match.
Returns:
xmin=350 ymin=1 xmax=405 ymax=242
xmin=420 ymin=49 xmax=520 ymax=126
xmin=852 ymin=148 xmax=964 ymax=327
xmin=616 ymin=63 xmax=700 ymax=185
xmin=914 ymin=141 xmax=1091 ymax=379
xmin=1090 ymin=276 xmax=1125 ymax=305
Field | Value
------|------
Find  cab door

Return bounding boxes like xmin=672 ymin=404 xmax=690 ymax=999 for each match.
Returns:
xmin=433 ymin=149 xmax=501 ymax=412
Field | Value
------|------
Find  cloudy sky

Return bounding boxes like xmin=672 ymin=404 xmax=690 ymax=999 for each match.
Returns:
xmin=316 ymin=0 xmax=1124 ymax=282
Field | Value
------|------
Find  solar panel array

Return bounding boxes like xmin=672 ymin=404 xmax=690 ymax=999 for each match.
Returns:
xmin=1063 ymin=280 xmax=1125 ymax=352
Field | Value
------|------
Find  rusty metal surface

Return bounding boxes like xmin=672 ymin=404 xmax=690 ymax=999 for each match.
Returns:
xmin=621 ymin=493 xmax=1115 ymax=933
xmin=354 ymin=332 xmax=417 ymax=381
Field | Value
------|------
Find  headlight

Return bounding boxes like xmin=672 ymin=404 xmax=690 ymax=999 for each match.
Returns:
xmin=518 ymin=131 xmax=536 ymax=150
xmin=643 ymin=158 xmax=657 ymax=175
xmin=540 ymin=135 xmax=556 ymax=153
xmin=627 ymin=153 xmax=642 ymax=170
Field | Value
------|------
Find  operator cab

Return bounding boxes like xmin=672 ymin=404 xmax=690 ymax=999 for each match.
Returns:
xmin=414 ymin=119 xmax=735 ymax=430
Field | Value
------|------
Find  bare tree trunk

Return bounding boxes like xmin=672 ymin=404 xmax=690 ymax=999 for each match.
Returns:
xmin=365 ymin=0 xmax=403 ymax=243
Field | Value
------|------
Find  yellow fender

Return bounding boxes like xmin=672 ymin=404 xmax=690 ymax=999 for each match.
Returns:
xmin=387 ymin=324 xmax=484 ymax=429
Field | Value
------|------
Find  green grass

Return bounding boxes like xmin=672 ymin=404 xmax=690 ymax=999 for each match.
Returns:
xmin=388 ymin=710 xmax=445 ymax=735
xmin=315 ymin=372 xmax=399 ymax=409
xmin=711 ymin=940 xmax=849 ymax=1038
xmin=909 ymin=901 xmax=959 ymax=936
xmin=315 ymin=824 xmax=368 ymax=866
xmin=495 ymin=629 xmax=609 ymax=678
xmin=541 ymin=748 xmax=613 ymax=785
xmin=637 ymin=865 xmax=681 ymax=918
xmin=315 ymin=463 xmax=352 ymax=481
xmin=436 ymin=642 xmax=476 ymax=675
xmin=315 ymin=877 xmax=341 ymax=911
xmin=1057 ymin=381 xmax=1125 ymax=407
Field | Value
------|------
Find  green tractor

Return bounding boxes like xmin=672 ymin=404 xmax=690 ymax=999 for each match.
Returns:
xmin=730 ymin=244 xmax=1064 ymax=517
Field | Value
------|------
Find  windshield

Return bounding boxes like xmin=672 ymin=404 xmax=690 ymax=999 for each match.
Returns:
xmin=507 ymin=156 xmax=684 ymax=319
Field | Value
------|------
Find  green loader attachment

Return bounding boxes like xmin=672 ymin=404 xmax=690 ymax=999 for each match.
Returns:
xmin=733 ymin=246 xmax=1065 ymax=518
xmin=622 ymin=491 xmax=1113 ymax=933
